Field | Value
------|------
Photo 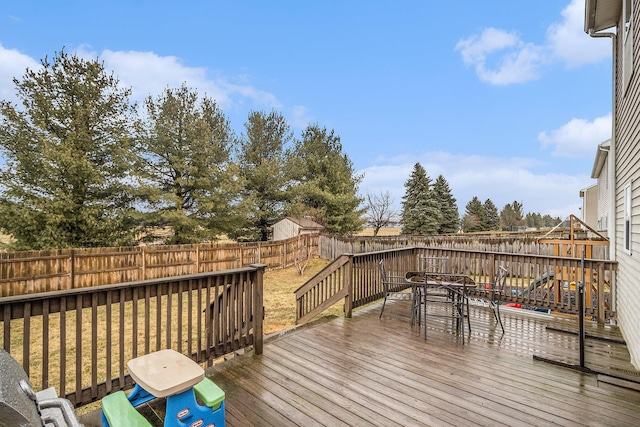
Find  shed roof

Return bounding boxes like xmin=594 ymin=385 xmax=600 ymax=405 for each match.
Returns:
xmin=278 ymin=217 xmax=324 ymax=230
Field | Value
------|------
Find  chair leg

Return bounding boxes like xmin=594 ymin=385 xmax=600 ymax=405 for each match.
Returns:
xmin=412 ymin=289 xmax=423 ymax=327
xmin=465 ymin=296 xmax=471 ymax=333
xmin=379 ymin=296 xmax=387 ymax=318
xmin=495 ymin=303 xmax=505 ymax=333
xmin=458 ymin=294 xmax=465 ymax=344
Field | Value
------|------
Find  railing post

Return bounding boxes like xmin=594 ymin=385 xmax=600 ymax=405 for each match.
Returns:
xmin=344 ymin=254 xmax=353 ymax=319
xmin=488 ymin=253 xmax=495 ymax=282
xmin=251 ymin=263 xmax=266 ymax=355
xmin=597 ymin=262 xmax=605 ymax=324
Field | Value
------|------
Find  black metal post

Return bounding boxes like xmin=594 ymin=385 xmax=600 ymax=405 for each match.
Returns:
xmin=579 ymin=248 xmax=585 ymax=368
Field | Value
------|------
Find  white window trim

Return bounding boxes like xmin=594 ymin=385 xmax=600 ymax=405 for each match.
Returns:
xmin=624 ymin=181 xmax=633 ymax=254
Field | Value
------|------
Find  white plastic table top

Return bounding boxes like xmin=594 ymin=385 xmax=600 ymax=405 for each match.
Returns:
xmin=126 ymin=349 xmax=204 ymax=398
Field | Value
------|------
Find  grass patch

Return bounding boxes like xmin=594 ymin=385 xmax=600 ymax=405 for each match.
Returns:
xmin=355 ymin=227 xmax=401 ymax=236
xmin=263 ymin=257 xmax=337 ymax=334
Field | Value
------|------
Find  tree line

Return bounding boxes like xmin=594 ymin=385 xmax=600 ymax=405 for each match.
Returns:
xmin=365 ymin=163 xmax=563 ymax=236
xmin=462 ymin=198 xmax=562 ymax=232
xmin=0 ymin=51 xmax=365 ymax=250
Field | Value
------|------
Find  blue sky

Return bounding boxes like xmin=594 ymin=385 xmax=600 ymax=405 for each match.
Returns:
xmin=0 ymin=0 xmax=612 ymax=219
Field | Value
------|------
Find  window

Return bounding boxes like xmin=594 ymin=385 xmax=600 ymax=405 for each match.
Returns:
xmin=623 ymin=0 xmax=634 ymax=93
xmin=624 ymin=181 xmax=632 ymax=254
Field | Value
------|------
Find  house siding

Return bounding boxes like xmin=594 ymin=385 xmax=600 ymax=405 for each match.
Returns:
xmin=614 ymin=0 xmax=640 ymax=369
xmin=582 ymin=185 xmax=599 ymax=230
xmin=597 ymin=159 xmax=609 ymax=232
xmin=272 ymin=217 xmax=323 ymax=241
xmin=272 ymin=219 xmax=301 ymax=241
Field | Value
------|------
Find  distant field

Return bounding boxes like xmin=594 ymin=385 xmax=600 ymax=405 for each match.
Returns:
xmin=355 ymin=227 xmax=402 ymax=237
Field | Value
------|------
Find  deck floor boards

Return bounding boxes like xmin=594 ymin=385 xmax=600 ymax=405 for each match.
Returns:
xmin=207 ymin=300 xmax=640 ymax=426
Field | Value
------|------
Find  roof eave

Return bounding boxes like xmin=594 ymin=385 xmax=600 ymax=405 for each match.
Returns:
xmin=584 ymin=0 xmax=621 ymax=33
xmin=591 ymin=139 xmax=611 ymax=178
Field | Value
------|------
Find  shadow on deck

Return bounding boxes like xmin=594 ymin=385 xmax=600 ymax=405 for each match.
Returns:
xmin=208 ymin=300 xmax=640 ymax=427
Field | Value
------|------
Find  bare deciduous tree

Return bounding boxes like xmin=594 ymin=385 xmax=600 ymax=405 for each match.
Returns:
xmin=365 ymin=191 xmax=398 ymax=236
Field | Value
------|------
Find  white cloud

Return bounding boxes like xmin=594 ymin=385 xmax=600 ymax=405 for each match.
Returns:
xmin=95 ymin=49 xmax=282 ymax=111
xmin=455 ymin=28 xmax=544 ymax=85
xmin=456 ymin=28 xmax=520 ymax=65
xmin=359 ymin=152 xmax=590 ymax=218
xmin=1 ymin=45 xmax=282 ymax=113
xmin=538 ymin=114 xmax=612 ymax=157
xmin=456 ymin=0 xmax=611 ymax=85
xmin=0 ymin=43 xmax=40 ymax=104
xmin=547 ymin=0 xmax=611 ymax=67
xmin=289 ymin=105 xmax=312 ymax=130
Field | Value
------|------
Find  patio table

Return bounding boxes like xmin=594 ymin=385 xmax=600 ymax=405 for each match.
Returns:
xmin=405 ymin=272 xmax=476 ymax=343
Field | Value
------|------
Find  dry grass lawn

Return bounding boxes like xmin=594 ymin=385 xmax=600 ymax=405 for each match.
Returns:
xmin=263 ymin=257 xmax=336 ymax=334
xmin=355 ymin=227 xmax=401 ymax=236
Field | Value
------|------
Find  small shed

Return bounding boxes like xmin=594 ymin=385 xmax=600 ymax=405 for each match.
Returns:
xmin=271 ymin=217 xmax=324 ymax=241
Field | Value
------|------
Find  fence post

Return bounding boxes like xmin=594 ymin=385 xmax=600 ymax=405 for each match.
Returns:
xmin=488 ymin=253 xmax=496 ymax=281
xmin=344 ymin=254 xmax=353 ymax=318
xmin=196 ymin=245 xmax=200 ymax=274
xmin=251 ymin=263 xmax=266 ymax=355
xmin=70 ymin=249 xmax=75 ymax=289
xmin=141 ymin=246 xmax=146 ymax=281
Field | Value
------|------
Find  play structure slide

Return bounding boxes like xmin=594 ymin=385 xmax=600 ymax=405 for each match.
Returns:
xmin=525 ymin=271 xmax=555 ymax=294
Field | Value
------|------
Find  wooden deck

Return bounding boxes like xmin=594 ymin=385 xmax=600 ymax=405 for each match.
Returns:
xmin=207 ymin=299 xmax=640 ymax=427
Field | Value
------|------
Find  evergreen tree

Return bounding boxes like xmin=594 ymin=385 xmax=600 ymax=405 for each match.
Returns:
xmin=500 ymin=201 xmax=526 ymax=230
xmin=233 ymin=110 xmax=293 ymax=241
xmin=400 ymin=163 xmax=440 ymax=235
xmin=136 ymin=84 xmax=240 ymax=244
xmin=288 ymin=124 xmax=365 ymax=235
xmin=526 ymin=212 xmax=544 ymax=228
xmin=483 ymin=199 xmax=500 ymax=231
xmin=0 ymin=50 xmax=139 ymax=249
xmin=433 ymin=175 xmax=459 ymax=233
xmin=462 ymin=196 xmax=485 ymax=232
xmin=542 ymin=214 xmax=563 ymax=228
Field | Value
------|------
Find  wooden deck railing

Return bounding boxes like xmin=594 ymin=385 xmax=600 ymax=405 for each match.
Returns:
xmin=295 ymin=247 xmax=617 ymax=325
xmin=0 ymin=265 xmax=265 ymax=407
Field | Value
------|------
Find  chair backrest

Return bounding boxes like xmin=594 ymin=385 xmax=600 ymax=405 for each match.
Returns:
xmin=419 ymin=256 xmax=450 ymax=274
xmin=494 ymin=266 xmax=508 ymax=293
xmin=378 ymin=259 xmax=387 ymax=281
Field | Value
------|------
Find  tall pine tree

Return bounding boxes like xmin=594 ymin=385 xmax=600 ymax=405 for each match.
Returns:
xmin=462 ymin=196 xmax=485 ymax=232
xmin=288 ymin=124 xmax=365 ymax=235
xmin=0 ymin=50 xmax=139 ymax=249
xmin=136 ymin=84 xmax=240 ymax=244
xmin=499 ymin=201 xmax=526 ymax=230
xmin=234 ymin=110 xmax=293 ymax=241
xmin=433 ymin=175 xmax=459 ymax=234
xmin=483 ymin=199 xmax=500 ymax=231
xmin=400 ymin=163 xmax=440 ymax=235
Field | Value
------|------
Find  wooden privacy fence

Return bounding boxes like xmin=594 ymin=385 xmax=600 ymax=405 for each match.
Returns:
xmin=0 ymin=234 xmax=317 ymax=296
xmin=319 ymin=234 xmax=610 ymax=260
xmin=0 ymin=265 xmax=265 ymax=407
xmin=295 ymin=246 xmax=617 ymax=326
